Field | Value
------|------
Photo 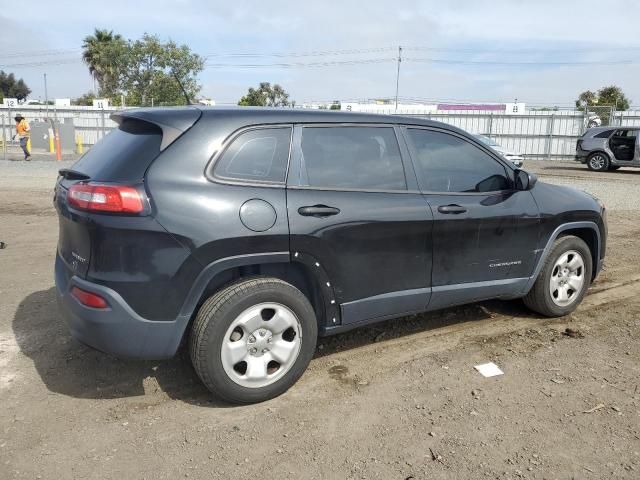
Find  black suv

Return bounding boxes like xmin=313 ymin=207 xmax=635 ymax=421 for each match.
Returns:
xmin=55 ymin=107 xmax=607 ymax=403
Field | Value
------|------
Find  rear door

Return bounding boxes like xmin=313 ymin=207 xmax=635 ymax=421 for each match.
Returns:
xmin=286 ymin=124 xmax=433 ymax=327
xmin=402 ymin=127 xmax=540 ymax=310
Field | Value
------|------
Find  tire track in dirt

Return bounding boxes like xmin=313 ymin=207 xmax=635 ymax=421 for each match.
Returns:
xmin=301 ymin=274 xmax=640 ymax=391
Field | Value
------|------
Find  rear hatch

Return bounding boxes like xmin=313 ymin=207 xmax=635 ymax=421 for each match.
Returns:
xmin=55 ymin=107 xmax=201 ymax=278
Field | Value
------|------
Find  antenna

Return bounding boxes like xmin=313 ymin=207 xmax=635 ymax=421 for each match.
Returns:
xmin=395 ymin=46 xmax=402 ymax=112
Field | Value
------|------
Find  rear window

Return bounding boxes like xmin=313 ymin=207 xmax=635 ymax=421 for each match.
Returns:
xmin=70 ymin=120 xmax=162 ymax=182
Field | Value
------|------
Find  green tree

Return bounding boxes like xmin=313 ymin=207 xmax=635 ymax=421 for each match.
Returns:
xmin=575 ymin=90 xmax=597 ymax=109
xmin=81 ymin=31 xmax=204 ymax=106
xmin=238 ymin=82 xmax=292 ymax=107
xmin=597 ymin=85 xmax=630 ymax=110
xmin=575 ymin=86 xmax=631 ymax=110
xmin=0 ymin=71 xmax=31 ymax=101
xmin=82 ymin=29 xmax=127 ymax=97
xmin=330 ymin=101 xmax=341 ymax=110
xmin=119 ymin=34 xmax=204 ymax=106
xmin=73 ymin=91 xmax=97 ymax=106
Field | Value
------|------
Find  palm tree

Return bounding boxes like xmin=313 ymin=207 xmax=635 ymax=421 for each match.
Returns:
xmin=82 ymin=29 xmax=125 ymax=95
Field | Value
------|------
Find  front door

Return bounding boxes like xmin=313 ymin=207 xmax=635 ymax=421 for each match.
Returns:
xmin=286 ymin=124 xmax=433 ymax=327
xmin=402 ymin=127 xmax=540 ymax=310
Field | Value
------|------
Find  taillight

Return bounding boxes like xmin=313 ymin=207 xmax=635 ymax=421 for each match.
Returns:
xmin=67 ymin=183 xmax=144 ymax=213
xmin=71 ymin=286 xmax=109 ymax=309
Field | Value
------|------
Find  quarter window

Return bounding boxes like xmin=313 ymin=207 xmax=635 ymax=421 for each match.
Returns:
xmin=299 ymin=126 xmax=406 ymax=190
xmin=213 ymin=127 xmax=291 ymax=183
xmin=406 ymin=129 xmax=510 ymax=193
xmin=594 ymin=129 xmax=614 ymax=138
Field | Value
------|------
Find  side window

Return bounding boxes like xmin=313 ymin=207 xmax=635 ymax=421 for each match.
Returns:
xmin=213 ymin=127 xmax=291 ymax=183
xmin=299 ymin=126 xmax=406 ymax=190
xmin=406 ymin=128 xmax=510 ymax=193
xmin=594 ymin=129 xmax=614 ymax=138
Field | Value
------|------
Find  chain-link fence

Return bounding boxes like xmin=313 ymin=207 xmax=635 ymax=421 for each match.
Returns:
xmin=2 ymin=104 xmax=640 ymax=161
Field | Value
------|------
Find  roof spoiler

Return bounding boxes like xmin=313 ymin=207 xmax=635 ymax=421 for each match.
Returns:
xmin=111 ymin=107 xmax=202 ymax=151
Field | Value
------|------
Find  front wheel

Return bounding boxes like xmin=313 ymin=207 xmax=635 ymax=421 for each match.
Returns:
xmin=587 ymin=152 xmax=610 ymax=171
xmin=524 ymin=235 xmax=592 ymax=317
xmin=189 ymin=277 xmax=318 ymax=404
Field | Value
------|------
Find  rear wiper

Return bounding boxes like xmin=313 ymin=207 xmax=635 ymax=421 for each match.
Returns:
xmin=58 ymin=169 xmax=90 ymax=181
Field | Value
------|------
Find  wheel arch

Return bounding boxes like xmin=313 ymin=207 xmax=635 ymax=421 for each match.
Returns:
xmin=525 ymin=221 xmax=601 ymax=293
xmin=179 ymin=252 xmax=339 ymax=335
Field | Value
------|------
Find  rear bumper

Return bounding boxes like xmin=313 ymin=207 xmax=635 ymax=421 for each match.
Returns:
xmin=574 ymin=151 xmax=589 ymax=163
xmin=55 ymin=254 xmax=189 ymax=359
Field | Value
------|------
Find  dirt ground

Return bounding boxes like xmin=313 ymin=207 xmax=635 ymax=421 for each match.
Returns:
xmin=1 ymin=159 xmax=639 ymax=480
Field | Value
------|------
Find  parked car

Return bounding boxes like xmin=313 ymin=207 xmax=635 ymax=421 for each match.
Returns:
xmin=576 ymin=126 xmax=640 ymax=171
xmin=55 ymin=107 xmax=607 ymax=403
xmin=473 ymin=134 xmax=524 ymax=168
xmin=587 ymin=113 xmax=602 ymax=128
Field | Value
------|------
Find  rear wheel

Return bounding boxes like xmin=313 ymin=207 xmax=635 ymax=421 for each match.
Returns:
xmin=524 ymin=236 xmax=592 ymax=317
xmin=587 ymin=152 xmax=610 ymax=171
xmin=189 ymin=277 xmax=318 ymax=404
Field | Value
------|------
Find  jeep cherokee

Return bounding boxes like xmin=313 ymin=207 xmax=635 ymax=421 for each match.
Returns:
xmin=55 ymin=107 xmax=607 ymax=403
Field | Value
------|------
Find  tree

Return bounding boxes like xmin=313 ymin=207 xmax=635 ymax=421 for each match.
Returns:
xmin=575 ymin=85 xmax=631 ymax=110
xmin=0 ymin=71 xmax=31 ymax=101
xmin=238 ymin=82 xmax=292 ymax=107
xmin=73 ymin=91 xmax=97 ymax=106
xmin=119 ymin=34 xmax=204 ymax=106
xmin=82 ymin=29 xmax=127 ymax=97
xmin=597 ymin=85 xmax=630 ymax=110
xmin=575 ymin=90 xmax=597 ymax=109
xmin=81 ymin=31 xmax=204 ymax=106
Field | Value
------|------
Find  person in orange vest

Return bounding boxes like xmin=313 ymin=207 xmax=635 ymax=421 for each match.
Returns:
xmin=14 ymin=114 xmax=31 ymax=161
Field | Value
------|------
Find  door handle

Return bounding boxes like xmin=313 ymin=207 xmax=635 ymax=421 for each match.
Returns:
xmin=437 ymin=204 xmax=467 ymax=214
xmin=298 ymin=205 xmax=341 ymax=217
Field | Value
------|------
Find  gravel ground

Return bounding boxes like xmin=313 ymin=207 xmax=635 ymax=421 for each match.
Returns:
xmin=1 ymin=158 xmax=639 ymax=479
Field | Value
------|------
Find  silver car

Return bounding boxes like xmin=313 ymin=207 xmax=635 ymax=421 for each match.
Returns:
xmin=474 ymin=134 xmax=524 ymax=168
xmin=575 ymin=126 xmax=640 ymax=172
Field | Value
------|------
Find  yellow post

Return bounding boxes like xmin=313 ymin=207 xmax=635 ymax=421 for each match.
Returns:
xmin=27 ymin=137 xmax=32 ymax=155
xmin=76 ymin=134 xmax=84 ymax=154
xmin=48 ymin=128 xmax=55 ymax=153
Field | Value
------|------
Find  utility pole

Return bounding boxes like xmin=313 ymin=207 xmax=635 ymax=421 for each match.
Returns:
xmin=394 ymin=46 xmax=402 ymax=112
xmin=44 ymin=73 xmax=49 ymax=118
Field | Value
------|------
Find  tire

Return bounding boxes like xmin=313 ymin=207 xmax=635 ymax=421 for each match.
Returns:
xmin=587 ymin=152 xmax=610 ymax=171
xmin=608 ymin=165 xmax=620 ymax=171
xmin=189 ymin=277 xmax=318 ymax=404
xmin=523 ymin=235 xmax=592 ymax=317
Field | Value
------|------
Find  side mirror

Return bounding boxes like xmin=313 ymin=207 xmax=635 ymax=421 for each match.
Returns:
xmin=515 ymin=169 xmax=537 ymax=191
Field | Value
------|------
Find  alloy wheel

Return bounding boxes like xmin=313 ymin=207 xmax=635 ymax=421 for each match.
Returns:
xmin=589 ymin=154 xmax=606 ymax=170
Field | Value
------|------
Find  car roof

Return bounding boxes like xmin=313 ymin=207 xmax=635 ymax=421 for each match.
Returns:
xmin=196 ymin=105 xmax=449 ymax=128
xmin=114 ymin=106 xmax=479 ymax=143
xmin=588 ymin=125 xmax=637 ymax=132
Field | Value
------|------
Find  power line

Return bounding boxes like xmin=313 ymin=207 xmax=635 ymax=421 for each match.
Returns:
xmin=204 ymin=58 xmax=395 ymax=69
xmin=0 ymin=48 xmax=81 ymax=59
xmin=0 ymin=57 xmax=81 ymax=68
xmin=204 ymin=47 xmax=395 ymax=58
xmin=405 ymin=57 xmax=636 ymax=66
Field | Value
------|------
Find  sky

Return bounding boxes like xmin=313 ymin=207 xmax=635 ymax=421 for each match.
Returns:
xmin=2 ymin=0 xmax=640 ymax=107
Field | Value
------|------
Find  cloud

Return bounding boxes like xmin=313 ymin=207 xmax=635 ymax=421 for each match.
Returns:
xmin=2 ymin=1 xmax=639 ymax=106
